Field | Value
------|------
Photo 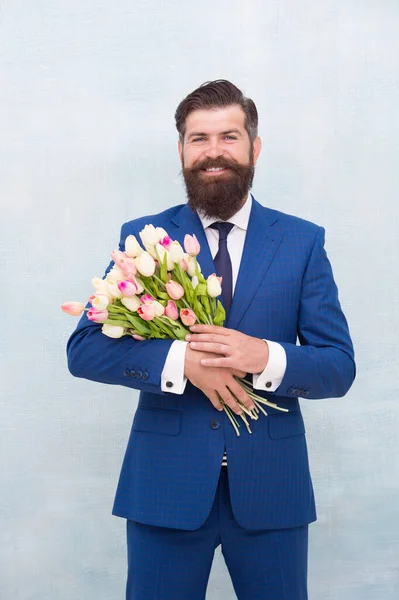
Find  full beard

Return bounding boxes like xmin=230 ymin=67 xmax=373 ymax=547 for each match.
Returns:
xmin=182 ymin=153 xmax=255 ymax=221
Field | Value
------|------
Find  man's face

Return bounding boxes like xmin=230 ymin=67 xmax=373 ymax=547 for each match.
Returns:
xmin=178 ymin=105 xmax=261 ymax=221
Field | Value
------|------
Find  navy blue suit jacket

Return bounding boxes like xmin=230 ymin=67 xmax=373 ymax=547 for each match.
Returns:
xmin=67 ymin=197 xmax=355 ymax=531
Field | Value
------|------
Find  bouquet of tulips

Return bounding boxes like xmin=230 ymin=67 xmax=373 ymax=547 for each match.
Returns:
xmin=62 ymin=225 xmax=287 ymax=435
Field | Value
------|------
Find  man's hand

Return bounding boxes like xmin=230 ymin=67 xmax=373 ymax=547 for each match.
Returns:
xmin=185 ymin=325 xmax=269 ymax=374
xmin=184 ymin=345 xmax=255 ymax=415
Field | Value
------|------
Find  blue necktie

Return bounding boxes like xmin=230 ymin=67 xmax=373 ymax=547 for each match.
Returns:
xmin=209 ymin=222 xmax=235 ymax=317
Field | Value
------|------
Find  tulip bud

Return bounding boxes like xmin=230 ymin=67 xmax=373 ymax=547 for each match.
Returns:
xmin=125 ymin=235 xmax=143 ymax=258
xmin=156 ymin=244 xmax=174 ymax=270
xmin=156 ymin=227 xmax=169 ymax=240
xmin=159 ymin=235 xmax=172 ymax=251
xmin=165 ymin=280 xmax=184 ymax=301
xmin=141 ymin=294 xmax=154 ymax=304
xmin=132 ymin=333 xmax=146 ymax=341
xmin=191 ymin=276 xmax=199 ymax=290
xmin=153 ymin=301 xmax=165 ymax=317
xmin=164 ymin=300 xmax=179 ymax=320
xmin=91 ymin=294 xmax=110 ymax=310
xmin=106 ymin=278 xmax=122 ymax=299
xmin=87 ymin=308 xmax=109 ymax=323
xmin=180 ymin=308 xmax=197 ymax=326
xmin=118 ymin=280 xmax=137 ymax=297
xmin=186 ymin=255 xmax=199 ymax=277
xmin=137 ymin=303 xmax=157 ymax=321
xmin=139 ymin=224 xmax=161 ymax=247
xmin=180 ymin=257 xmax=188 ymax=272
xmin=121 ymin=296 xmax=141 ymax=312
xmin=184 ymin=234 xmax=201 ymax=257
xmin=102 ymin=324 xmax=125 ymax=338
xmin=107 ymin=266 xmax=125 ymax=282
xmin=135 ymin=252 xmax=156 ymax=277
xmin=169 ymin=241 xmax=184 ymax=263
xmin=61 ymin=302 xmax=85 ymax=316
xmin=206 ymin=274 xmax=222 ymax=297
xmin=91 ymin=277 xmax=109 ymax=295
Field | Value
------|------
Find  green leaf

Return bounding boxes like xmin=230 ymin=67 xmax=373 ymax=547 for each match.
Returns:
xmin=160 ymin=250 xmax=168 ymax=283
xmin=213 ymin=301 xmax=226 ymax=326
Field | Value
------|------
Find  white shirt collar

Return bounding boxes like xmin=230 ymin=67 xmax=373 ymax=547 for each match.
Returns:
xmin=197 ymin=192 xmax=252 ymax=232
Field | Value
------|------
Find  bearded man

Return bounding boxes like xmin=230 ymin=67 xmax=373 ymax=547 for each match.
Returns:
xmin=67 ymin=80 xmax=355 ymax=600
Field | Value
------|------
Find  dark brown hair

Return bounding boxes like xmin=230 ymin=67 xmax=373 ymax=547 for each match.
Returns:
xmin=175 ymin=79 xmax=258 ymax=144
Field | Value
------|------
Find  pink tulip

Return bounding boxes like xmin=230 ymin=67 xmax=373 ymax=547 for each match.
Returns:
xmin=111 ymin=250 xmax=137 ymax=276
xmin=164 ymin=300 xmax=179 ymax=320
xmin=137 ymin=303 xmax=157 ymax=321
xmin=87 ymin=308 xmax=109 ymax=322
xmin=165 ymin=280 xmax=184 ymax=300
xmin=61 ymin=302 xmax=85 ymax=316
xmin=118 ymin=280 xmax=137 ymax=297
xmin=184 ymin=234 xmax=200 ymax=256
xmin=140 ymin=294 xmax=154 ymax=304
xmin=180 ymin=308 xmax=197 ymax=326
xmin=159 ymin=235 xmax=173 ymax=250
xmin=180 ymin=257 xmax=188 ymax=271
xmin=132 ymin=333 xmax=146 ymax=341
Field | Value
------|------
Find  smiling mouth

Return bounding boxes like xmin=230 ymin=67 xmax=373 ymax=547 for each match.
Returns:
xmin=201 ymin=167 xmax=230 ymax=175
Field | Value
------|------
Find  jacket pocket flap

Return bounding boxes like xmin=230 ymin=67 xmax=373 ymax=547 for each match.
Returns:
xmin=132 ymin=407 xmax=182 ymax=436
xmin=268 ymin=412 xmax=305 ymax=439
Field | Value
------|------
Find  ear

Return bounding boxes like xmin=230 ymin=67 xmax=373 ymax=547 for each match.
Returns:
xmin=252 ymin=136 xmax=262 ymax=165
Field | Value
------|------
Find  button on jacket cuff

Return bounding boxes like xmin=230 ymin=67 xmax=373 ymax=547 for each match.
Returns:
xmin=161 ymin=340 xmax=188 ymax=394
xmin=252 ymin=340 xmax=287 ymax=392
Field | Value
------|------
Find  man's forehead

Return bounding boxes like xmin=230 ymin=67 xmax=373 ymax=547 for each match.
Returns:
xmin=185 ymin=105 xmax=246 ymax=134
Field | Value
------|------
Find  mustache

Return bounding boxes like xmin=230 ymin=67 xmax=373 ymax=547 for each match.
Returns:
xmin=186 ymin=156 xmax=246 ymax=173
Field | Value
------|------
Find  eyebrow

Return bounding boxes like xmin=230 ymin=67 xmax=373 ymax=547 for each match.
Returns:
xmin=187 ymin=129 xmax=242 ymax=140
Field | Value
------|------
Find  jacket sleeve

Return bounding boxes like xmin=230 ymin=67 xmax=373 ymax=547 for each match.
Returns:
xmin=66 ymin=222 xmax=174 ymax=396
xmin=271 ymin=226 xmax=356 ymax=400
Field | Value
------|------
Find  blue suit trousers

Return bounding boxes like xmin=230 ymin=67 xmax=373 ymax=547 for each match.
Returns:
xmin=126 ymin=468 xmax=308 ymax=600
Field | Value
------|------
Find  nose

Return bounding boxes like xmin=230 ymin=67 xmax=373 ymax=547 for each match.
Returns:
xmin=204 ymin=139 xmax=224 ymax=159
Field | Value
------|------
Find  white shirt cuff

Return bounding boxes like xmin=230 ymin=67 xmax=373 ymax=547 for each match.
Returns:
xmin=161 ymin=340 xmax=188 ymax=394
xmin=252 ymin=340 xmax=287 ymax=392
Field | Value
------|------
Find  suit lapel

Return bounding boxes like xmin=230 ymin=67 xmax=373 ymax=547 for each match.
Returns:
xmin=169 ymin=198 xmax=283 ymax=330
xmin=226 ymin=198 xmax=283 ymax=329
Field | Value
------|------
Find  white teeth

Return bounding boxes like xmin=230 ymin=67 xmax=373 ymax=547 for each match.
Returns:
xmin=205 ymin=167 xmax=225 ymax=172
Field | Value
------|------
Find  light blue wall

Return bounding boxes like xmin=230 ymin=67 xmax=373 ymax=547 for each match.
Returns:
xmin=1 ymin=1 xmax=398 ymax=598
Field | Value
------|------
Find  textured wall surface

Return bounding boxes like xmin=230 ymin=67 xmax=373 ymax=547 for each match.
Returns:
xmin=1 ymin=1 xmax=398 ymax=598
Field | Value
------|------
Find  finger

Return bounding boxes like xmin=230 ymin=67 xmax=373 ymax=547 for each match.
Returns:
xmin=189 ymin=342 xmax=232 ymax=355
xmin=205 ymin=391 xmax=224 ymax=411
xmin=228 ymin=382 xmax=255 ymax=411
xmin=217 ymin=387 xmax=243 ymax=415
xmin=189 ymin=325 xmax=231 ymax=336
xmin=200 ymin=357 xmax=234 ymax=367
xmin=231 ymin=369 xmax=246 ymax=378
xmin=186 ymin=333 xmax=230 ymax=343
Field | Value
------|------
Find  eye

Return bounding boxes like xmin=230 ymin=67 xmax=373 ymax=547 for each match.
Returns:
xmin=224 ymin=135 xmax=237 ymax=140
xmin=192 ymin=137 xmax=205 ymax=142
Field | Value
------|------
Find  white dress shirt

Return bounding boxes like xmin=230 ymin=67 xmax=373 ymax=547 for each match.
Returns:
xmin=160 ymin=193 xmax=287 ymax=394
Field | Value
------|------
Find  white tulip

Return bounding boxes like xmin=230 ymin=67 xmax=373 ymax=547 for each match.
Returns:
xmin=121 ymin=296 xmax=141 ymax=312
xmin=106 ymin=278 xmax=122 ymax=299
xmin=91 ymin=277 xmax=109 ymax=295
xmin=191 ymin=275 xmax=199 ymax=290
xmin=207 ymin=274 xmax=222 ymax=297
xmin=139 ymin=224 xmax=161 ymax=247
xmin=145 ymin=244 xmax=158 ymax=260
xmin=92 ymin=294 xmax=110 ymax=310
xmin=186 ymin=255 xmax=200 ymax=277
xmin=107 ymin=266 xmax=125 ymax=282
xmin=102 ymin=324 xmax=125 ymax=338
xmin=125 ymin=235 xmax=143 ymax=258
xmin=156 ymin=227 xmax=169 ymax=240
xmin=153 ymin=301 xmax=165 ymax=317
xmin=169 ymin=241 xmax=184 ymax=263
xmin=156 ymin=243 xmax=174 ymax=270
xmin=135 ymin=251 xmax=156 ymax=277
